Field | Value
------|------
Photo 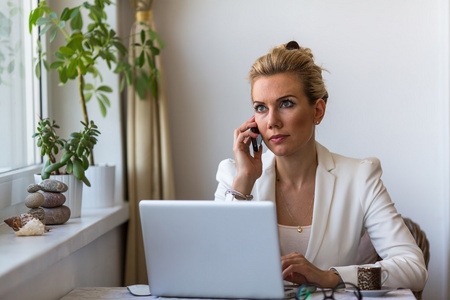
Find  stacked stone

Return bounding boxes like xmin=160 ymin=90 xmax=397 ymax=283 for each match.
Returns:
xmin=26 ymin=179 xmax=71 ymax=225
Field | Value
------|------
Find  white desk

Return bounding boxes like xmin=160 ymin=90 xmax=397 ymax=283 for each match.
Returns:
xmin=61 ymin=287 xmax=417 ymax=300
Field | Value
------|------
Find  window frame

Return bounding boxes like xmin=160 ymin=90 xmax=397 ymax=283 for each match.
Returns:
xmin=0 ymin=0 xmax=45 ymax=210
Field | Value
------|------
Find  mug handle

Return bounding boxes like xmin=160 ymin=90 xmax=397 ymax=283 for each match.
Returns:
xmin=381 ymin=270 xmax=389 ymax=285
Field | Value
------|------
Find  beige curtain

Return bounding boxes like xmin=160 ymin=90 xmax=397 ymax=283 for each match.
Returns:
xmin=125 ymin=0 xmax=175 ymax=285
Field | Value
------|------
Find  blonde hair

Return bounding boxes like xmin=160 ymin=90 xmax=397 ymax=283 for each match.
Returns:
xmin=248 ymin=41 xmax=328 ymax=104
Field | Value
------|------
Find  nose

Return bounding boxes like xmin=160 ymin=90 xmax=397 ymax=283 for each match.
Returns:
xmin=267 ymin=109 xmax=281 ymax=129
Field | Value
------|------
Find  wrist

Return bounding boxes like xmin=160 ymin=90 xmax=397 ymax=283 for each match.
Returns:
xmin=225 ymin=189 xmax=253 ymax=200
xmin=231 ymin=176 xmax=256 ymax=196
xmin=328 ymin=269 xmax=343 ymax=288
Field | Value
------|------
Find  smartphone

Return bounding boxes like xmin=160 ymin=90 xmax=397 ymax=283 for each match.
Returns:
xmin=250 ymin=127 xmax=262 ymax=152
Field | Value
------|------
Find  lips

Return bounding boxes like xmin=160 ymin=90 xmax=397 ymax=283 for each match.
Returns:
xmin=269 ymin=134 xmax=288 ymax=144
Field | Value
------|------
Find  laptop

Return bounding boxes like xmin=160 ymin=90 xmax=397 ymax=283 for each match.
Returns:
xmin=139 ymin=200 xmax=285 ymax=299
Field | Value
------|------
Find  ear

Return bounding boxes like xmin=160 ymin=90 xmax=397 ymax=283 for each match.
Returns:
xmin=313 ymin=99 xmax=326 ymax=124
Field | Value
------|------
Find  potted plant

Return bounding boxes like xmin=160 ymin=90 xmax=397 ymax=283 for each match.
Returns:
xmin=33 ymin=117 xmax=100 ymax=217
xmin=29 ymin=0 xmax=164 ymax=208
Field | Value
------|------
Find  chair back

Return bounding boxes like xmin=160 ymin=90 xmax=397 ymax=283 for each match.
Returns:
xmin=402 ymin=217 xmax=430 ymax=300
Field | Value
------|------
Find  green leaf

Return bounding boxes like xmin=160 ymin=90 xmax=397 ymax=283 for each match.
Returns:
xmin=78 ymin=59 xmax=87 ymax=75
xmin=67 ymin=60 xmax=78 ymax=78
xmin=44 ymin=162 xmax=64 ymax=174
xmin=49 ymin=12 xmax=57 ymax=20
xmin=82 ymin=156 xmax=89 ymax=170
xmin=113 ymin=41 xmax=127 ymax=56
xmin=43 ymin=59 xmax=50 ymax=71
xmin=89 ymin=6 xmax=102 ymax=22
xmin=100 ymin=93 xmax=111 ymax=107
xmin=125 ymin=69 xmax=132 ymax=85
xmin=60 ymin=46 xmax=75 ymax=57
xmin=29 ymin=9 xmax=41 ymax=33
xmin=66 ymin=159 xmax=73 ymax=174
xmin=71 ymin=10 xmax=83 ymax=31
xmin=138 ymin=51 xmax=145 ymax=68
xmin=136 ymin=77 xmax=145 ymax=99
xmin=61 ymin=152 xmax=73 ymax=163
xmin=59 ymin=20 xmax=66 ymax=29
xmin=150 ymin=46 xmax=160 ymax=55
xmin=35 ymin=62 xmax=41 ymax=78
xmin=97 ymin=96 xmax=107 ymax=117
xmin=36 ymin=17 xmax=50 ymax=26
xmin=146 ymin=53 xmax=155 ymax=69
xmin=97 ymin=85 xmax=112 ymax=93
xmin=84 ymin=92 xmax=93 ymax=102
xmin=70 ymin=132 xmax=82 ymax=138
xmin=70 ymin=7 xmax=80 ymax=19
xmin=73 ymin=158 xmax=84 ymax=180
xmin=50 ymin=61 xmax=64 ymax=69
xmin=76 ymin=145 xmax=83 ymax=157
xmin=60 ymin=8 xmax=71 ymax=21
xmin=58 ymin=67 xmax=68 ymax=84
xmin=84 ymin=83 xmax=95 ymax=90
xmin=119 ymin=77 xmax=125 ymax=93
xmin=39 ymin=23 xmax=53 ymax=36
xmin=82 ymin=175 xmax=91 ymax=187
xmin=49 ymin=27 xmax=57 ymax=42
xmin=140 ymin=29 xmax=145 ymax=44
xmin=55 ymin=51 xmax=65 ymax=60
xmin=87 ymin=23 xmax=96 ymax=32
xmin=41 ymin=171 xmax=50 ymax=180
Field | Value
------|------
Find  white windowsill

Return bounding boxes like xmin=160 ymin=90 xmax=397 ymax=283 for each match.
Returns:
xmin=0 ymin=202 xmax=129 ymax=296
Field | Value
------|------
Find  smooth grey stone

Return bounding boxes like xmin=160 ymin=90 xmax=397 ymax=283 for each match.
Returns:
xmin=25 ymin=193 xmax=45 ymax=208
xmin=42 ymin=206 xmax=71 ymax=225
xmin=42 ymin=192 xmax=66 ymax=208
xmin=28 ymin=208 xmax=46 ymax=224
xmin=39 ymin=179 xmax=68 ymax=193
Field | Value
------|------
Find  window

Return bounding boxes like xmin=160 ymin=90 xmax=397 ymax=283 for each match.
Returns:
xmin=0 ymin=0 xmax=42 ymax=209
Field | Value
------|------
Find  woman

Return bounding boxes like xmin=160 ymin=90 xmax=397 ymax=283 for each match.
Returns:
xmin=214 ymin=41 xmax=427 ymax=290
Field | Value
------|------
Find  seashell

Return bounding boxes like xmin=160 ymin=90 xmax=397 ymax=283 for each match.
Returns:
xmin=3 ymin=213 xmax=50 ymax=235
xmin=4 ymin=216 xmax=22 ymax=231
xmin=25 ymin=192 xmax=45 ymax=208
xmin=15 ymin=218 xmax=45 ymax=236
xmin=38 ymin=179 xmax=68 ymax=193
xmin=42 ymin=192 xmax=66 ymax=208
xmin=28 ymin=207 xmax=46 ymax=224
xmin=27 ymin=184 xmax=41 ymax=193
xmin=42 ymin=206 xmax=71 ymax=225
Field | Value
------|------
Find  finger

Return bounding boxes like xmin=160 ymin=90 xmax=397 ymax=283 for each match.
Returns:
xmin=236 ymin=116 xmax=257 ymax=134
xmin=234 ymin=129 xmax=259 ymax=147
xmin=282 ymin=263 xmax=308 ymax=280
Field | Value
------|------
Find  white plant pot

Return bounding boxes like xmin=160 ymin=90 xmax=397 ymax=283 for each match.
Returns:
xmin=34 ymin=173 xmax=83 ymax=218
xmin=82 ymin=164 xmax=115 ymax=208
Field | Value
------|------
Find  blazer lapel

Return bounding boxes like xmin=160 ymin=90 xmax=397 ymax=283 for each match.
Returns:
xmin=305 ymin=143 xmax=336 ymax=263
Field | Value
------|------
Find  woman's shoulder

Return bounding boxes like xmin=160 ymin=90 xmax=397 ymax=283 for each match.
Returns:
xmin=317 ymin=142 xmax=382 ymax=175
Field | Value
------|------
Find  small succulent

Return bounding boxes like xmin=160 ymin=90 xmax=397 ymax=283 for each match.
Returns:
xmin=32 ymin=117 xmax=100 ymax=186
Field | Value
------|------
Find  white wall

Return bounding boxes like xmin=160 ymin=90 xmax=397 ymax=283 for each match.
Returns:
xmin=152 ymin=1 xmax=449 ymax=299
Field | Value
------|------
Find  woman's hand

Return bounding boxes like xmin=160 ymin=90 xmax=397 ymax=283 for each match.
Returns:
xmin=281 ymin=252 xmax=340 ymax=288
xmin=231 ymin=116 xmax=263 ymax=195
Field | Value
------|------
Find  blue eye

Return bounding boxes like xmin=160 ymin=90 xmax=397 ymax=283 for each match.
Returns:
xmin=280 ymin=100 xmax=294 ymax=108
xmin=254 ymin=105 xmax=266 ymax=112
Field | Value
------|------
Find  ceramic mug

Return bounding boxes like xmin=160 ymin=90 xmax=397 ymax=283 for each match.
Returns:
xmin=357 ymin=266 xmax=389 ymax=290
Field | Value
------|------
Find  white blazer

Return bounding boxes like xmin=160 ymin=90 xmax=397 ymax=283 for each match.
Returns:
xmin=215 ymin=142 xmax=427 ymax=291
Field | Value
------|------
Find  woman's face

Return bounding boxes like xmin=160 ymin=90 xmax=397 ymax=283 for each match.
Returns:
xmin=252 ymin=72 xmax=325 ymax=157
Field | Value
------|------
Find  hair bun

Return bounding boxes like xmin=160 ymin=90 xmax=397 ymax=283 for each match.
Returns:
xmin=285 ymin=41 xmax=300 ymax=50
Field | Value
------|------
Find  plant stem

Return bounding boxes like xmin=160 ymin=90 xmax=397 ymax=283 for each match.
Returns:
xmin=77 ymin=68 xmax=95 ymax=166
